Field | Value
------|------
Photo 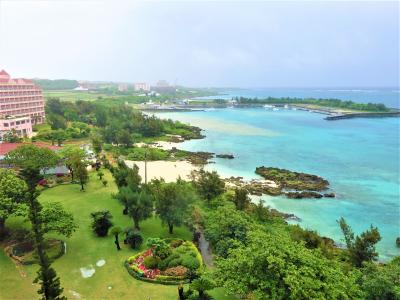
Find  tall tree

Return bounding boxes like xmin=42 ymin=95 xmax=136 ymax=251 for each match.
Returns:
xmin=338 ymin=217 xmax=381 ymax=267
xmin=232 ymin=188 xmax=250 ymax=211
xmin=155 ymin=179 xmax=196 ymax=234
xmin=191 ymin=169 xmax=225 ymax=201
xmin=91 ymin=132 xmax=103 ymax=156
xmin=116 ymin=129 xmax=133 ymax=147
xmin=110 ymin=226 xmax=123 ymax=250
xmin=215 ymin=229 xmax=363 ymax=299
xmin=5 ymin=145 xmax=67 ymax=300
xmin=0 ymin=169 xmax=27 ymax=237
xmin=359 ymin=257 xmax=400 ymax=300
xmin=73 ymin=160 xmax=89 ymax=191
xmin=59 ymin=145 xmax=86 ymax=182
xmin=123 ymin=189 xmax=153 ymax=230
xmin=112 ymin=160 xmax=130 ymax=188
xmin=41 ymin=202 xmax=77 ymax=238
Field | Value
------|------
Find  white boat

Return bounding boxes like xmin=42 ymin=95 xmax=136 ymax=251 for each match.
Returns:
xmin=263 ymin=104 xmax=274 ymax=109
xmin=284 ymin=104 xmax=289 ymax=109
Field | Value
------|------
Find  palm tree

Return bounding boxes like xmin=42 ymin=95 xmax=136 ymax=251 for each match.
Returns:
xmin=190 ymin=277 xmax=214 ymax=299
xmin=110 ymin=226 xmax=123 ymax=250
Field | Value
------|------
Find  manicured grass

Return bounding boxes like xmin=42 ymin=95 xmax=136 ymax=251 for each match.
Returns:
xmin=44 ymin=90 xmax=111 ymax=102
xmin=0 ymin=170 xmax=236 ymax=300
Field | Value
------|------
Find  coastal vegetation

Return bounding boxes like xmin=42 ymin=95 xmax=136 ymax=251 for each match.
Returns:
xmin=255 ymin=166 xmax=329 ymax=191
xmin=233 ymin=96 xmax=391 ymax=112
xmin=223 ymin=166 xmax=334 ymax=199
xmin=33 ymin=79 xmax=79 ymax=90
xmin=39 ymin=98 xmax=203 ymax=146
xmin=1 ymin=144 xmax=399 ymax=300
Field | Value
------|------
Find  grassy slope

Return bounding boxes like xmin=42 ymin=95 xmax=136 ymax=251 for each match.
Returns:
xmin=44 ymin=90 xmax=110 ymax=102
xmin=0 ymin=171 xmax=234 ymax=300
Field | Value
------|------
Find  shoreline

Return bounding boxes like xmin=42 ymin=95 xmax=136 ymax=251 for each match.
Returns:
xmin=140 ymin=103 xmax=400 ymax=120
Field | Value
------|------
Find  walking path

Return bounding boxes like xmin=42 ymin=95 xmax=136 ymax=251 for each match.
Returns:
xmin=198 ymin=230 xmax=213 ymax=267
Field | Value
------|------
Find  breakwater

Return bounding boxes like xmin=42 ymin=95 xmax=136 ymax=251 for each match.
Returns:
xmin=325 ymin=112 xmax=400 ymax=120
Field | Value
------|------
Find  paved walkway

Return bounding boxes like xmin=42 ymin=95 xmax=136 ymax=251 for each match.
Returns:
xmin=198 ymin=230 xmax=213 ymax=267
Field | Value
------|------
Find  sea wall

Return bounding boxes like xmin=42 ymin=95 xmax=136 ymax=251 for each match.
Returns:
xmin=325 ymin=112 xmax=400 ymax=120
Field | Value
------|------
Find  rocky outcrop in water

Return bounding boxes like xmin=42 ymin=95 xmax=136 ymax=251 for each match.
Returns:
xmin=255 ymin=166 xmax=330 ymax=191
xmin=186 ymin=151 xmax=215 ymax=165
xmin=216 ymin=154 xmax=234 ymax=159
xmin=286 ymin=191 xmax=323 ymax=199
xmin=224 ymin=167 xmax=334 ymax=200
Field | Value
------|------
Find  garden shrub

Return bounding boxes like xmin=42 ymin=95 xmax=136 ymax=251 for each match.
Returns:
xmin=168 ymin=257 xmax=183 ymax=268
xmin=126 ymin=231 xmax=143 ymax=249
xmin=158 ymin=253 xmax=179 ymax=270
xmin=144 ymin=256 xmax=160 ymax=269
xmin=147 ymin=238 xmax=172 ymax=259
xmin=181 ymin=255 xmax=200 ymax=271
xmin=10 ymin=228 xmax=33 ymax=243
xmin=163 ymin=266 xmax=188 ymax=277
xmin=170 ymin=238 xmax=184 ymax=248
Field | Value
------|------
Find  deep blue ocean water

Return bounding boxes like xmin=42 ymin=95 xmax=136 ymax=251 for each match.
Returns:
xmin=197 ymin=88 xmax=400 ymax=109
xmin=155 ymin=103 xmax=400 ymax=260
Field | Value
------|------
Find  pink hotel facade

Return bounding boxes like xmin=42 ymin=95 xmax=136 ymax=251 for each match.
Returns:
xmin=0 ymin=70 xmax=45 ymax=139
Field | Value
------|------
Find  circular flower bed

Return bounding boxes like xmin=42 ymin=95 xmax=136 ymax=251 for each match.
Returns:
xmin=125 ymin=239 xmax=203 ymax=285
xmin=5 ymin=238 xmax=65 ymax=265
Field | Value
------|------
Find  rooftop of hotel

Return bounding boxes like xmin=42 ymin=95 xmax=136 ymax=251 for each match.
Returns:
xmin=0 ymin=69 xmax=34 ymax=85
xmin=0 ymin=142 xmax=60 ymax=156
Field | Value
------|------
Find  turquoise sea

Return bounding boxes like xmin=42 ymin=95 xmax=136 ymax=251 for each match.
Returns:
xmin=155 ymin=103 xmax=400 ymax=260
xmin=198 ymin=87 xmax=400 ymax=108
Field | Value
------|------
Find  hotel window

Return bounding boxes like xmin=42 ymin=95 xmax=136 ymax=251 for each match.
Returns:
xmin=4 ymin=123 xmax=9 ymax=127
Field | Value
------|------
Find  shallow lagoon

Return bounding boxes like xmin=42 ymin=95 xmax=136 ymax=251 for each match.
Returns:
xmin=155 ymin=107 xmax=400 ymax=260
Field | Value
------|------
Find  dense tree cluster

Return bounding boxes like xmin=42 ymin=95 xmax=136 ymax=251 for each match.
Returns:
xmin=42 ymin=98 xmax=201 ymax=146
xmin=4 ymin=145 xmax=77 ymax=300
xmin=234 ymin=96 xmax=389 ymax=112
xmin=33 ymin=79 xmax=79 ymax=90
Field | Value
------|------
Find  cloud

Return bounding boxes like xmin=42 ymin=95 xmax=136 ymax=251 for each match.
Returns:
xmin=0 ymin=0 xmax=398 ymax=87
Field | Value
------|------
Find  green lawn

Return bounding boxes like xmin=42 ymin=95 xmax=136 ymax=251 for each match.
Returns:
xmin=44 ymin=90 xmax=111 ymax=102
xmin=0 ymin=170 xmax=235 ymax=300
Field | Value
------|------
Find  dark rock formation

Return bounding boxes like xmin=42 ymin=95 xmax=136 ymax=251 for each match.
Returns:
xmin=323 ymin=193 xmax=336 ymax=198
xmin=286 ymin=191 xmax=323 ymax=199
xmin=255 ymin=166 xmax=329 ymax=191
xmin=396 ymin=237 xmax=400 ymax=248
xmin=216 ymin=154 xmax=234 ymax=159
xmin=186 ymin=151 xmax=214 ymax=165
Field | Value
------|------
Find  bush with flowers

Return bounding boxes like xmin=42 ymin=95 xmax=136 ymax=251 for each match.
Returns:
xmin=126 ymin=238 xmax=203 ymax=285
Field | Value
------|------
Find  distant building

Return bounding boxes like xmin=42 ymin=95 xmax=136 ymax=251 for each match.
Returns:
xmin=78 ymin=81 xmax=97 ymax=90
xmin=0 ymin=116 xmax=33 ymax=138
xmin=134 ymin=82 xmax=150 ymax=92
xmin=151 ymin=80 xmax=176 ymax=93
xmin=156 ymin=80 xmax=170 ymax=87
xmin=118 ymin=84 xmax=129 ymax=92
xmin=73 ymin=86 xmax=89 ymax=91
xmin=0 ymin=70 xmax=45 ymax=139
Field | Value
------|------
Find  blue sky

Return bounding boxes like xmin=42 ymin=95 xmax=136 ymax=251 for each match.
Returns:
xmin=0 ymin=0 xmax=398 ymax=87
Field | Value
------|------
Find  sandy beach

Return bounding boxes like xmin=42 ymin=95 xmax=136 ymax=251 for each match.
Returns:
xmin=134 ymin=141 xmax=183 ymax=151
xmin=125 ymin=160 xmax=198 ymax=183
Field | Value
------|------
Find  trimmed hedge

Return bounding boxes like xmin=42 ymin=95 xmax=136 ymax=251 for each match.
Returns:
xmin=125 ymin=240 xmax=203 ymax=285
xmin=124 ymin=262 xmax=189 ymax=285
xmin=21 ymin=240 xmax=65 ymax=265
